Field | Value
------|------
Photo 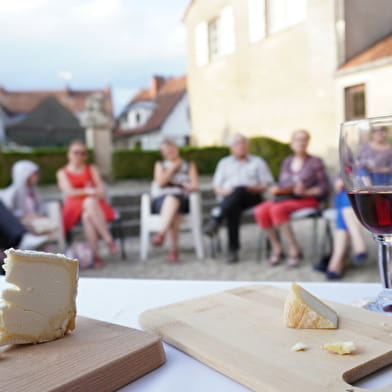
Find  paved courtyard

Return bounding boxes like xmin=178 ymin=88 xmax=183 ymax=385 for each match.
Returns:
xmin=78 ymin=220 xmax=380 ymax=283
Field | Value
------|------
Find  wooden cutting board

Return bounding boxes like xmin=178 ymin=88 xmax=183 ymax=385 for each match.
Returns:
xmin=1 ymin=316 xmax=165 ymax=392
xmin=139 ymin=284 xmax=392 ymax=392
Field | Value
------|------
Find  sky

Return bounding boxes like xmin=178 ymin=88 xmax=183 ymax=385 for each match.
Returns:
xmin=0 ymin=0 xmax=190 ymax=114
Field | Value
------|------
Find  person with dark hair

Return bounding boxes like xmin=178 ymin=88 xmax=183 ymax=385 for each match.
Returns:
xmin=204 ymin=133 xmax=273 ymax=264
xmin=151 ymin=139 xmax=199 ymax=263
xmin=57 ymin=140 xmax=117 ymax=268
xmin=0 ymin=200 xmax=48 ymax=251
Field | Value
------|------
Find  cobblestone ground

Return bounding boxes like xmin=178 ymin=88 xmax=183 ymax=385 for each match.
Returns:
xmin=79 ymin=220 xmax=379 ymax=283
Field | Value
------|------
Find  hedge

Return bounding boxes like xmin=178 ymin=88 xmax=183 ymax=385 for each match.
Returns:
xmin=0 ymin=149 xmax=93 ymax=187
xmin=0 ymin=136 xmax=291 ymax=186
xmin=113 ymin=137 xmax=290 ymax=180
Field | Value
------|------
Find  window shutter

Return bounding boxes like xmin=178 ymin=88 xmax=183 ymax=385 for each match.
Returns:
xmin=220 ymin=6 xmax=235 ymax=55
xmin=248 ymin=0 xmax=265 ymax=42
xmin=195 ymin=22 xmax=209 ymax=66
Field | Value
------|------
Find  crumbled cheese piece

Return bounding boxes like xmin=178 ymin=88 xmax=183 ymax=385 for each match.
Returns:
xmin=291 ymin=342 xmax=307 ymax=352
xmin=322 ymin=341 xmax=356 ymax=355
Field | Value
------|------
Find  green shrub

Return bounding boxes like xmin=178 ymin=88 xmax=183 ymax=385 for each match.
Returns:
xmin=112 ymin=150 xmax=161 ymax=179
xmin=179 ymin=146 xmax=229 ymax=174
xmin=0 ymin=148 xmax=93 ymax=187
xmin=249 ymin=137 xmax=291 ymax=179
xmin=0 ymin=136 xmax=291 ymax=186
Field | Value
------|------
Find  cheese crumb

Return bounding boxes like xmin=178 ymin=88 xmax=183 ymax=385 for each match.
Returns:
xmin=291 ymin=342 xmax=307 ymax=352
xmin=322 ymin=341 xmax=356 ymax=355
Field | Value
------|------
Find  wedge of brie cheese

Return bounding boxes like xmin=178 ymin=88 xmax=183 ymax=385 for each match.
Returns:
xmin=0 ymin=248 xmax=78 ymax=345
xmin=284 ymin=283 xmax=338 ymax=329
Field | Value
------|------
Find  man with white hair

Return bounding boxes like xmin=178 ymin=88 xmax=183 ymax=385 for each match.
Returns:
xmin=204 ymin=133 xmax=273 ymax=263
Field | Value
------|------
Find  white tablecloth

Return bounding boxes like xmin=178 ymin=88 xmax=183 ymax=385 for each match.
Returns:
xmin=1 ymin=278 xmax=391 ymax=390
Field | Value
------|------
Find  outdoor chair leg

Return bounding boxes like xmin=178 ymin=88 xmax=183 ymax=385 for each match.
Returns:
xmin=311 ymin=217 xmax=319 ymax=266
xmin=116 ymin=219 xmax=126 ymax=261
xmin=210 ymin=234 xmax=217 ymax=259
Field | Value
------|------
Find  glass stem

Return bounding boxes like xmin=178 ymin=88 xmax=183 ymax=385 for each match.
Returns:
xmin=374 ymin=235 xmax=392 ymax=289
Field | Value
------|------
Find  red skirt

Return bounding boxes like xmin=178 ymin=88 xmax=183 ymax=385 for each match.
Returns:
xmin=62 ymin=196 xmax=115 ymax=233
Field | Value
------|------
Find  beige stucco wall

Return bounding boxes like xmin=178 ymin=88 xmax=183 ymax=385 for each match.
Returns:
xmin=185 ymin=0 xmax=340 ymax=166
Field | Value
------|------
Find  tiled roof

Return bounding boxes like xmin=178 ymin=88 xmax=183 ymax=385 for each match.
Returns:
xmin=115 ymin=75 xmax=187 ymax=137
xmin=0 ymin=87 xmax=113 ymax=116
xmin=340 ymin=34 xmax=392 ymax=70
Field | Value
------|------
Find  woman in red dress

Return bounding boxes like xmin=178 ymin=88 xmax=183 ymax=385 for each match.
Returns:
xmin=57 ymin=140 xmax=117 ymax=267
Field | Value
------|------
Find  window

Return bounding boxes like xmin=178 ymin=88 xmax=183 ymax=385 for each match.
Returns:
xmin=248 ymin=0 xmax=307 ymax=42
xmin=208 ymin=17 xmax=220 ymax=60
xmin=345 ymin=84 xmax=366 ymax=121
xmin=267 ymin=0 xmax=307 ymax=34
xmin=195 ymin=6 xmax=235 ymax=66
xmin=135 ymin=112 xmax=141 ymax=125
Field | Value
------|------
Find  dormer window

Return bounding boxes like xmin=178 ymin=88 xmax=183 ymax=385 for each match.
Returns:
xmin=135 ymin=112 xmax=141 ymax=125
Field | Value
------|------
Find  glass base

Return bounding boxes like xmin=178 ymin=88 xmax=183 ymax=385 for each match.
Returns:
xmin=364 ymin=300 xmax=392 ymax=313
xmin=363 ymin=289 xmax=392 ymax=313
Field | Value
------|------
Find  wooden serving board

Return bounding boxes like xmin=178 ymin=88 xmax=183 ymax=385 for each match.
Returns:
xmin=1 ymin=316 xmax=165 ymax=392
xmin=139 ymin=284 xmax=392 ymax=392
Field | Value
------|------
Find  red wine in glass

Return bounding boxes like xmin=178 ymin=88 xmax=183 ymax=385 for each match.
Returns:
xmin=348 ymin=190 xmax=392 ymax=234
xmin=340 ymin=115 xmax=392 ymax=314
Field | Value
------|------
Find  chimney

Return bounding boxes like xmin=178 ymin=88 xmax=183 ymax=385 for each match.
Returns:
xmin=150 ymin=75 xmax=165 ymax=97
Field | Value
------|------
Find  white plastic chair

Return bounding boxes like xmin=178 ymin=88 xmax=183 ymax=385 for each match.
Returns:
xmin=140 ymin=192 xmax=205 ymax=260
xmin=45 ymin=200 xmax=66 ymax=252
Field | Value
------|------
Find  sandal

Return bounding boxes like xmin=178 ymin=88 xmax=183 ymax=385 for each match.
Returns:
xmin=268 ymin=253 xmax=283 ymax=266
xmin=107 ymin=240 xmax=119 ymax=254
xmin=93 ymin=256 xmax=105 ymax=269
xmin=286 ymin=252 xmax=303 ymax=269
xmin=152 ymin=233 xmax=165 ymax=246
xmin=167 ymin=251 xmax=179 ymax=263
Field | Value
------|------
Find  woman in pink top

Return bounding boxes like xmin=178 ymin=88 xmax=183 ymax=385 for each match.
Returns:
xmin=254 ymin=130 xmax=329 ymax=268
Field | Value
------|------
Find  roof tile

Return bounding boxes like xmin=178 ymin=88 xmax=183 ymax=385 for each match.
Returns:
xmin=340 ymin=34 xmax=392 ymax=70
xmin=115 ymin=75 xmax=186 ymax=137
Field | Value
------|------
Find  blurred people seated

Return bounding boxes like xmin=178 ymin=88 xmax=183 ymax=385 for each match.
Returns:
xmin=151 ymin=139 xmax=199 ymax=263
xmin=0 ymin=160 xmax=56 ymax=235
xmin=57 ymin=140 xmax=117 ymax=268
xmin=315 ymin=177 xmax=368 ymax=280
xmin=254 ymin=130 xmax=329 ymax=268
xmin=358 ymin=126 xmax=392 ymax=186
xmin=204 ymin=133 xmax=273 ymax=264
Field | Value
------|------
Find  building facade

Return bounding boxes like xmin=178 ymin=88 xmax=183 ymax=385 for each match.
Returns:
xmin=115 ymin=76 xmax=190 ymax=150
xmin=183 ymin=0 xmax=392 ymax=165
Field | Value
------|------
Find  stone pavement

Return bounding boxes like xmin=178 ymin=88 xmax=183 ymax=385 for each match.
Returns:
xmin=78 ymin=220 xmax=380 ymax=283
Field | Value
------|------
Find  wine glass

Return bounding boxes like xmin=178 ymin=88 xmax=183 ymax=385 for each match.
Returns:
xmin=340 ymin=115 xmax=392 ymax=313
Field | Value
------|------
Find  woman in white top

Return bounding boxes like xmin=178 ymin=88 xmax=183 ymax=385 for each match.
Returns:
xmin=151 ymin=139 xmax=199 ymax=263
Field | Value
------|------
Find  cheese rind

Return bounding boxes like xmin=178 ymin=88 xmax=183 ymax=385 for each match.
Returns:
xmin=0 ymin=248 xmax=78 ymax=345
xmin=284 ymin=283 xmax=338 ymax=329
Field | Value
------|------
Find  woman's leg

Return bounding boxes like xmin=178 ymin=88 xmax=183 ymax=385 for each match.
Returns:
xmin=342 ymin=207 xmax=367 ymax=254
xmin=81 ymin=210 xmax=98 ymax=256
xmin=269 ymin=198 xmax=319 ymax=266
xmin=327 ymin=229 xmax=349 ymax=274
xmin=158 ymin=196 xmax=181 ymax=236
xmin=167 ymin=214 xmax=181 ymax=254
xmin=254 ymin=201 xmax=283 ymax=257
xmin=278 ymin=221 xmax=300 ymax=256
xmin=83 ymin=197 xmax=115 ymax=247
